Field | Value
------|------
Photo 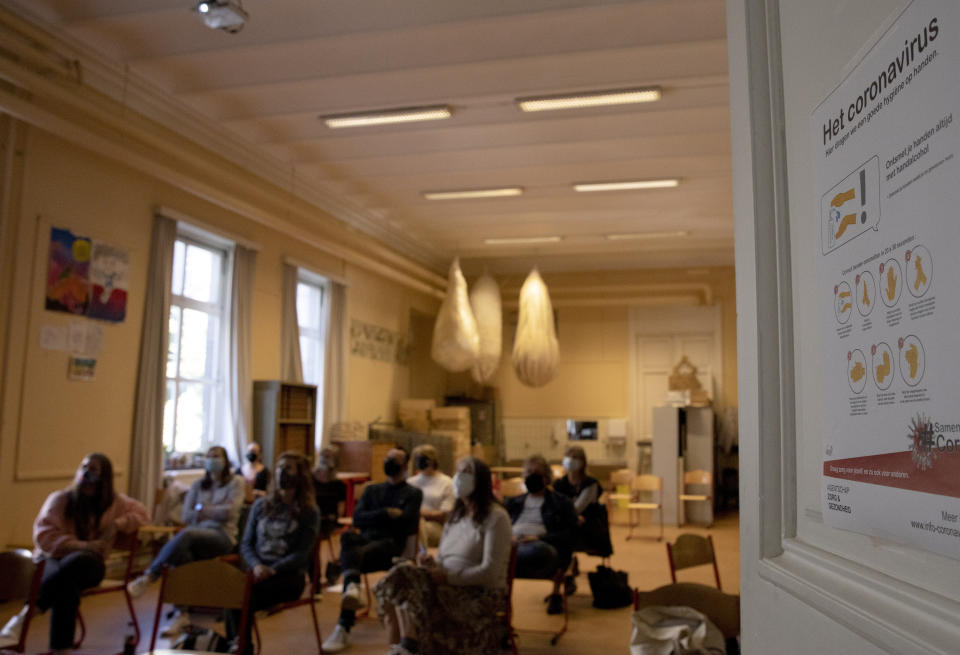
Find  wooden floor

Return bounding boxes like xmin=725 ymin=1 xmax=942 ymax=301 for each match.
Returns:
xmin=2 ymin=512 xmax=739 ymax=654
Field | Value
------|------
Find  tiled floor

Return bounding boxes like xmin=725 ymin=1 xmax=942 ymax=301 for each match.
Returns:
xmin=1 ymin=512 xmax=739 ymax=654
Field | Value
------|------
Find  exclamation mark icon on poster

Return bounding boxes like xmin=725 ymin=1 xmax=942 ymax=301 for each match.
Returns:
xmin=859 ymin=168 xmax=866 ymax=224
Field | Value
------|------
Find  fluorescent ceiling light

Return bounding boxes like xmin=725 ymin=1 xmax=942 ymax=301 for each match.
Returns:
xmin=606 ymin=230 xmax=689 ymax=241
xmin=322 ymin=105 xmax=452 ymax=128
xmin=484 ymin=236 xmax=562 ymax=245
xmin=423 ymin=187 xmax=523 ymax=200
xmin=573 ymin=179 xmax=679 ymax=192
xmin=195 ymin=0 xmax=247 ymax=32
xmin=517 ymin=87 xmax=661 ymax=112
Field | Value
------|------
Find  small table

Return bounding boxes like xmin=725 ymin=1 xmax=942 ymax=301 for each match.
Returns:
xmin=337 ymin=471 xmax=370 ymax=516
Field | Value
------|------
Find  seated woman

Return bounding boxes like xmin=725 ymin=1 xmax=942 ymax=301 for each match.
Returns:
xmin=554 ymin=446 xmax=612 ymax=556
xmin=241 ymin=442 xmax=271 ymax=503
xmin=127 ymin=445 xmax=244 ymax=635
xmin=373 ymin=456 xmax=512 ymax=655
xmin=227 ymin=451 xmax=319 ymax=653
xmin=407 ymin=444 xmax=455 ymax=548
xmin=0 ymin=453 xmax=149 ymax=654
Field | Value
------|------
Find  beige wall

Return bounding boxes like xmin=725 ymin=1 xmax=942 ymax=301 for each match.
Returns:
xmin=0 ymin=125 xmax=438 ymax=546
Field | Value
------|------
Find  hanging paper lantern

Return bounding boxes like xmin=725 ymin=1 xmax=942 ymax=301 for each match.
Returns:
xmin=512 ymin=269 xmax=558 ymax=387
xmin=431 ymin=258 xmax=480 ymax=372
xmin=470 ymin=273 xmax=502 ymax=384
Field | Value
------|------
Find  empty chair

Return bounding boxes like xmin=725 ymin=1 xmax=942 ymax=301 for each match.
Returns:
xmin=666 ymin=534 xmax=722 ymax=590
xmin=145 ymin=558 xmax=254 ymax=654
xmin=605 ymin=468 xmax=636 ymax=525
xmin=679 ymin=470 xmax=714 ymax=527
xmin=625 ymin=475 xmax=664 ymax=541
xmin=0 ymin=550 xmax=44 ymax=653
xmin=633 ymin=582 xmax=740 ymax=654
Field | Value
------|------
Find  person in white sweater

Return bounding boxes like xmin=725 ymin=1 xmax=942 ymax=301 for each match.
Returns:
xmin=407 ymin=444 xmax=455 ymax=548
xmin=373 ymin=456 xmax=512 ymax=655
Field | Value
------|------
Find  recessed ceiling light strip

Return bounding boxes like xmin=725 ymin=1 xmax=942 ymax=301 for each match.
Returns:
xmin=424 ymin=187 xmax=523 ymax=200
xmin=484 ymin=236 xmax=562 ymax=245
xmin=322 ymin=105 xmax=452 ymax=128
xmin=517 ymin=87 xmax=661 ymax=112
xmin=573 ymin=179 xmax=679 ymax=192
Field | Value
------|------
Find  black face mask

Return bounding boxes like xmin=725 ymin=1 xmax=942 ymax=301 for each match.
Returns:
xmin=524 ymin=473 xmax=545 ymax=494
xmin=246 ymin=453 xmax=258 ymax=463
xmin=384 ymin=458 xmax=404 ymax=478
xmin=277 ymin=470 xmax=295 ymax=490
xmin=415 ymin=455 xmax=430 ymax=471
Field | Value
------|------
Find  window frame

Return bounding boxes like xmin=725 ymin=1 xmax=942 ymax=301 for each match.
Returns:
xmin=164 ymin=232 xmax=232 ymax=456
xmin=295 ymin=270 xmax=329 ymax=446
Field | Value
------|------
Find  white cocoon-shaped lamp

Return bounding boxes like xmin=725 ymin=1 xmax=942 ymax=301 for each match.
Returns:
xmin=512 ymin=269 xmax=559 ymax=387
xmin=469 ymin=273 xmax=502 ymax=384
xmin=431 ymin=258 xmax=480 ymax=372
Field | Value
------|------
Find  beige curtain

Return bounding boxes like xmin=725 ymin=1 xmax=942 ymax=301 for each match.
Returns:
xmin=321 ymin=280 xmax=347 ymax=448
xmin=281 ymin=263 xmax=304 ymax=383
xmin=129 ymin=215 xmax=176 ymax=504
xmin=227 ymin=245 xmax=256 ymax=464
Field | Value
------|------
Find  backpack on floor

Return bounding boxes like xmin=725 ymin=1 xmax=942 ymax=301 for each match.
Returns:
xmin=588 ymin=565 xmax=633 ymax=609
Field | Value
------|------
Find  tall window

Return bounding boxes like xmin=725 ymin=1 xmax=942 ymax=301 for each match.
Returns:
xmin=297 ymin=273 xmax=327 ymax=441
xmin=164 ymin=236 xmax=230 ymax=454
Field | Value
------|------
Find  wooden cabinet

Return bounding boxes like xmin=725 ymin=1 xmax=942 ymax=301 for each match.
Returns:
xmin=253 ymin=381 xmax=318 ymax=468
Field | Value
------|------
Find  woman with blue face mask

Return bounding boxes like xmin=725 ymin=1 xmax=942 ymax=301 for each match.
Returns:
xmin=126 ymin=445 xmax=244 ymax=637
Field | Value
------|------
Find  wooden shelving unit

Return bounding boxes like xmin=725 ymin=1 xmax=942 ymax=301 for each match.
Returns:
xmin=253 ymin=380 xmax=318 ymax=468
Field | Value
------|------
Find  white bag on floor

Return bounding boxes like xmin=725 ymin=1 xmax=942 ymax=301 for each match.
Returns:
xmin=629 ymin=606 xmax=726 ymax=655
xmin=511 ymin=269 xmax=558 ymax=387
xmin=431 ymin=258 xmax=480 ymax=372
xmin=469 ymin=272 xmax=502 ymax=384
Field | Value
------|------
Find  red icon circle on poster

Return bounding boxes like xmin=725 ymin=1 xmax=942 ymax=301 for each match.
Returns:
xmin=879 ymin=262 xmax=885 ymax=273
xmin=898 ymin=337 xmax=904 ymax=349
xmin=871 ymin=344 xmax=877 ymax=355
xmin=856 ymin=274 xmax=861 ymax=285
xmin=905 ymin=250 xmax=912 ymax=261
xmin=834 ymin=285 xmax=838 ymax=295
xmin=847 ymin=351 xmax=852 ymax=361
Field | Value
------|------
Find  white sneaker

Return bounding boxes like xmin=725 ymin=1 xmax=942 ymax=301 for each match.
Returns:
xmin=341 ymin=582 xmax=365 ymax=611
xmin=160 ymin=611 xmax=191 ymax=637
xmin=321 ymin=624 xmax=351 ymax=652
xmin=0 ymin=610 xmax=26 ymax=644
xmin=126 ymin=573 xmax=151 ymax=599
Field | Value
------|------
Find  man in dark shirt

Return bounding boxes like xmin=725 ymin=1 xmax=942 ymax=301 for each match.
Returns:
xmin=322 ymin=446 xmax=422 ymax=652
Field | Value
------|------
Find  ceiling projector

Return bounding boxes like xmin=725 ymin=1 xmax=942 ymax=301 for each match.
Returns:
xmin=195 ymin=0 xmax=248 ymax=33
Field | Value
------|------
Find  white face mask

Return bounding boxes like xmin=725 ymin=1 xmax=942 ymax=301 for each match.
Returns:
xmin=453 ymin=472 xmax=476 ymax=499
xmin=563 ymin=456 xmax=582 ymax=472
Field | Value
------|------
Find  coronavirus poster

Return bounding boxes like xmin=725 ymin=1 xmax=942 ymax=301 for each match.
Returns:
xmin=813 ymin=0 xmax=960 ymax=559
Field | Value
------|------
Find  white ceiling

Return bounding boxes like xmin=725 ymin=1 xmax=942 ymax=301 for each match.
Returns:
xmin=10 ymin=0 xmax=733 ymax=275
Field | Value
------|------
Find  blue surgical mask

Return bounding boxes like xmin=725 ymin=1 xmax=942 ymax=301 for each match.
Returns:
xmin=205 ymin=457 xmax=225 ymax=475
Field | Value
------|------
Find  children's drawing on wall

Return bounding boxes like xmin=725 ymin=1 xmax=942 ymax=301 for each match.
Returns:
xmin=45 ymin=226 xmax=129 ymax=323
xmin=87 ymin=241 xmax=129 ymax=322
xmin=46 ymin=227 xmax=91 ymax=315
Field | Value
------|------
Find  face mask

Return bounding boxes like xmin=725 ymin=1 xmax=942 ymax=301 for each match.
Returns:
xmin=277 ymin=470 xmax=295 ymax=490
xmin=453 ymin=472 xmax=475 ymax=499
xmin=245 ymin=452 xmax=258 ymax=463
xmin=524 ymin=472 xmax=545 ymax=494
xmin=415 ymin=455 xmax=430 ymax=471
xmin=205 ymin=457 xmax=225 ymax=475
xmin=80 ymin=469 xmax=100 ymax=488
xmin=383 ymin=458 xmax=404 ymax=478
xmin=563 ymin=457 xmax=581 ymax=473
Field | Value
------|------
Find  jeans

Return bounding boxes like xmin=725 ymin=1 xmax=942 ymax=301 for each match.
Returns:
xmin=338 ymin=531 xmax=401 ymax=629
xmin=147 ymin=526 xmax=232 ymax=577
xmin=37 ymin=550 xmax=105 ymax=650
xmin=226 ymin=569 xmax=305 ymax=651
xmin=515 ymin=540 xmax=560 ymax=579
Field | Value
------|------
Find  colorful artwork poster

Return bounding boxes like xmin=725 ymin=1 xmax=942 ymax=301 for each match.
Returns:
xmin=87 ymin=241 xmax=129 ymax=322
xmin=46 ymin=227 xmax=91 ymax=315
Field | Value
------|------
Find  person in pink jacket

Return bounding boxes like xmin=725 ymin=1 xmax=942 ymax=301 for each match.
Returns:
xmin=0 ymin=452 xmax=149 ymax=654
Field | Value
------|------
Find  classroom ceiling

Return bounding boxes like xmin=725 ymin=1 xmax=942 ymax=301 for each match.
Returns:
xmin=8 ymin=0 xmax=733 ymax=275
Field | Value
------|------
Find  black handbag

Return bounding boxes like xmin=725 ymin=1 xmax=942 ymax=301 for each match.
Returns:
xmin=587 ymin=565 xmax=633 ymax=609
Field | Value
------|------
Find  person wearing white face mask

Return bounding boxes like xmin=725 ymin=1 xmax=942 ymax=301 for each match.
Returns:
xmin=126 ymin=445 xmax=244 ymax=636
xmin=372 ymin=456 xmax=512 ymax=655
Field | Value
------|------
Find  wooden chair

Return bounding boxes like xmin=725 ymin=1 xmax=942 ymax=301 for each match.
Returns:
xmin=626 ymin=474 xmax=664 ymax=541
xmin=632 ymin=582 xmax=740 ymax=642
xmin=508 ymin=547 xmax=568 ymax=646
xmin=75 ymin=530 xmax=145 ymax=648
xmin=666 ymin=534 xmax=722 ymax=590
xmin=605 ymin=468 xmax=635 ymax=525
xmin=145 ymin=559 xmax=253 ymax=654
xmin=499 ymin=477 xmax=527 ymax=500
xmin=356 ymin=532 xmax=419 ymax=619
xmin=679 ymin=470 xmax=714 ymax=527
xmin=0 ymin=550 xmax=44 ymax=653
xmin=501 ymin=541 xmax=520 ymax=655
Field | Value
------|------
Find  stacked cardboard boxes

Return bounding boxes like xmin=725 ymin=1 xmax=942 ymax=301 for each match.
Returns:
xmin=430 ymin=406 xmax=471 ymax=463
xmin=398 ymin=398 xmax=435 ymax=433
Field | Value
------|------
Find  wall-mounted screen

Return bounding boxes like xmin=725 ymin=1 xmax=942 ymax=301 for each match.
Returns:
xmin=566 ymin=420 xmax=598 ymax=441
